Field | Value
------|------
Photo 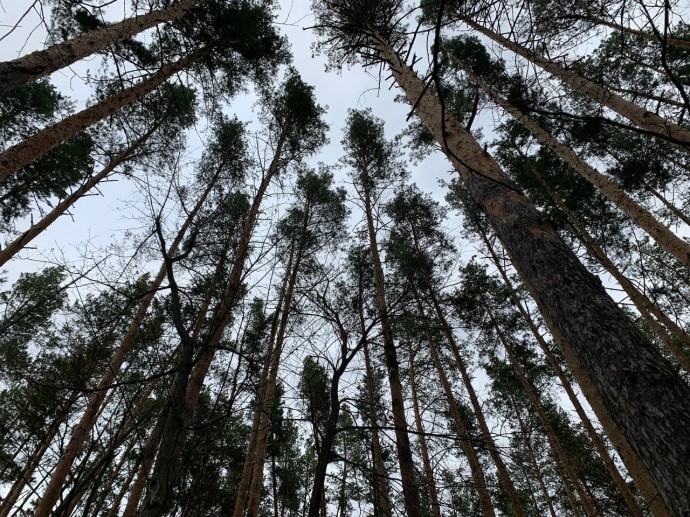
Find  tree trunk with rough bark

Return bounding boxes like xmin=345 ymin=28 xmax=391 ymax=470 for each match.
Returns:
xmin=452 ymin=57 xmax=690 ymax=267
xmin=374 ymin=38 xmax=690 ymax=514
xmin=477 ymin=225 xmax=645 ymax=515
xmin=0 ymin=51 xmax=203 ymax=183
xmin=362 ymin=343 xmax=392 ymax=517
xmin=0 ymin=0 xmax=206 ymax=95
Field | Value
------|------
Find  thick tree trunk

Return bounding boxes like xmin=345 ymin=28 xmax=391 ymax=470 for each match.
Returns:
xmin=529 ymin=173 xmax=690 ymax=371
xmin=453 ymin=58 xmax=690 ymax=267
xmin=458 ymin=17 xmax=690 ymax=149
xmin=362 ymin=343 xmax=392 ymax=517
xmin=361 ymin=178 xmax=422 ymax=517
xmin=0 ymin=51 xmax=203 ymax=183
xmin=0 ymin=0 xmax=205 ymax=95
xmin=32 ymin=169 xmax=216 ymax=517
xmin=0 ymin=124 xmax=157 ymax=267
xmin=375 ymin=39 xmax=690 ymax=514
xmin=477 ymin=225 xmax=645 ymax=515
xmin=408 ymin=352 xmax=442 ymax=517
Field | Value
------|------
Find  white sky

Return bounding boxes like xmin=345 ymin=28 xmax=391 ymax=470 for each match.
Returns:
xmin=0 ymin=0 xmax=457 ymax=286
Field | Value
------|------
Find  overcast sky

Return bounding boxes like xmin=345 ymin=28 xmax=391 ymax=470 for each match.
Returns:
xmin=0 ymin=0 xmax=463 ymax=285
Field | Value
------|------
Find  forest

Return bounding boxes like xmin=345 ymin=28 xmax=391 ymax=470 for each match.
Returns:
xmin=1 ymin=0 xmax=690 ymax=515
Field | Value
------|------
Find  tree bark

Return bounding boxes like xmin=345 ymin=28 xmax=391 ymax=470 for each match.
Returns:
xmin=375 ymin=38 xmax=690 ymax=514
xmin=408 ymin=351 xmax=442 ymax=517
xmin=452 ymin=56 xmax=690 ymax=267
xmin=0 ymin=51 xmax=203 ymax=184
xmin=477 ymin=225 xmax=645 ymax=516
xmin=0 ymin=0 xmax=206 ymax=95
xmin=457 ymin=16 xmax=690 ymax=150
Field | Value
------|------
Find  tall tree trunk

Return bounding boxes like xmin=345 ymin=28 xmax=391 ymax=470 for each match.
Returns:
xmin=417 ymin=301 xmax=496 ymax=517
xmin=408 ymin=351 xmax=442 ymax=517
xmin=233 ymin=250 xmax=292 ymax=517
xmin=362 ymin=343 xmax=392 ymax=517
xmin=0 ymin=123 xmax=158 ymax=267
xmin=245 ymin=208 xmax=313 ymax=517
xmin=646 ymin=184 xmax=690 ymax=227
xmin=513 ymin=399 xmax=559 ymax=517
xmin=476 ymin=224 xmax=645 ymax=515
xmin=456 ymin=16 xmax=690 ymax=150
xmin=141 ymin=131 xmax=287 ymax=516
xmin=32 ymin=168 xmax=217 ymax=517
xmin=0 ymin=0 xmax=206 ymax=95
xmin=0 ymin=423 xmax=60 ymax=517
xmin=122 ymin=405 xmax=168 ymax=517
xmin=528 ymin=171 xmax=690 ymax=370
xmin=375 ymin=37 xmax=690 ymax=514
xmin=485 ymin=302 xmax=597 ymax=516
xmin=451 ymin=56 xmax=690 ymax=267
xmin=361 ymin=174 xmax=422 ymax=517
xmin=0 ymin=51 xmax=204 ymax=183
xmin=408 ymin=225 xmax=525 ymax=517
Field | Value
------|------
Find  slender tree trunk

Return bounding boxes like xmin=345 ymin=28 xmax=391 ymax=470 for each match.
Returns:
xmin=362 ymin=343 xmax=392 ymax=517
xmin=361 ymin=175 xmax=422 ymax=517
xmin=245 ymin=211 xmax=313 ymax=517
xmin=408 ymin=352 xmax=442 ymax=517
xmin=0 ymin=51 xmax=204 ymax=183
xmin=233 ymin=252 xmax=292 ymax=517
xmin=408 ymin=224 xmax=525 ymax=517
xmin=0 ymin=425 xmax=59 ymax=517
xmin=375 ymin=38 xmax=690 ymax=514
xmin=32 ymin=168 xmax=216 ymax=517
xmin=104 ymin=462 xmax=138 ymax=517
xmin=513 ymin=400 xmax=559 ymax=517
xmin=0 ymin=123 xmax=158 ymax=267
xmin=455 ymin=16 xmax=690 ymax=149
xmin=568 ymin=4 xmax=690 ymax=51
xmin=417 ymin=301 xmax=496 ymax=517
xmin=477 ymin=225 xmax=645 ymax=515
xmin=646 ymin=184 xmax=690 ymax=228
xmin=122 ymin=406 xmax=168 ymax=517
xmin=453 ymin=55 xmax=690 ymax=267
xmin=234 ymin=264 xmax=291 ymax=517
xmin=141 ymin=131 xmax=287 ymax=516
xmin=485 ymin=302 xmax=597 ymax=516
xmin=0 ymin=0 xmax=206 ymax=95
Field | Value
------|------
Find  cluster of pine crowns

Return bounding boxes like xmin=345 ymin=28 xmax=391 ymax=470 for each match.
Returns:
xmin=1 ymin=0 xmax=690 ymax=516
